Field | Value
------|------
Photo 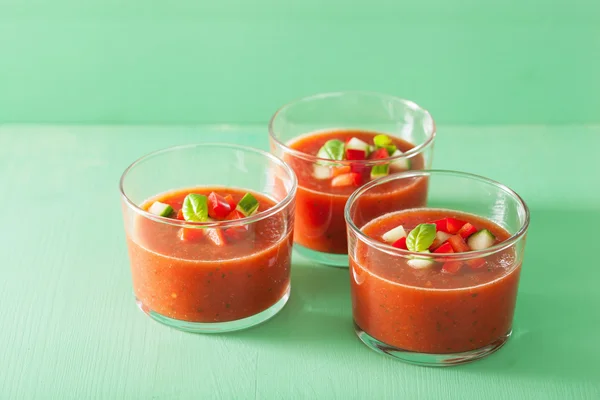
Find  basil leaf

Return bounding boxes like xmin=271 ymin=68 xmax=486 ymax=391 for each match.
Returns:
xmin=317 ymin=139 xmax=345 ymax=161
xmin=182 ymin=194 xmax=209 ymax=222
xmin=406 ymin=223 xmax=437 ymax=252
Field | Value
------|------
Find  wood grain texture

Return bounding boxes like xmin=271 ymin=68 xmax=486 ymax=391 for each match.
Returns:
xmin=0 ymin=126 xmax=598 ymax=399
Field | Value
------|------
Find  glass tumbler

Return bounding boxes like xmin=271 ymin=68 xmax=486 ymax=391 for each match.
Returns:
xmin=345 ymin=170 xmax=529 ymax=366
xmin=269 ymin=91 xmax=436 ymax=267
xmin=120 ymin=144 xmax=297 ymax=333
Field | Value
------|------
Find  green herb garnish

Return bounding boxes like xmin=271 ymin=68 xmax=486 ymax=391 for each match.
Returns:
xmin=406 ymin=223 xmax=437 ymax=252
xmin=316 ymin=139 xmax=345 ymax=162
xmin=182 ymin=194 xmax=209 ymax=222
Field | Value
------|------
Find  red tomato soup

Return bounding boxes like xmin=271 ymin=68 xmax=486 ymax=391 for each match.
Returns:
xmin=286 ymin=129 xmax=427 ymax=254
xmin=350 ymin=209 xmax=520 ymax=354
xmin=126 ymin=187 xmax=293 ymax=323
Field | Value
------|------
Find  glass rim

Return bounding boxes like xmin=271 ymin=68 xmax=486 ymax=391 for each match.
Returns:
xmin=268 ymin=91 xmax=437 ymax=165
xmin=119 ymin=143 xmax=298 ymax=229
xmin=344 ymin=169 xmax=530 ymax=260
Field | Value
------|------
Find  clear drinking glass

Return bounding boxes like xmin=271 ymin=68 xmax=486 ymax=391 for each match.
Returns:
xmin=120 ymin=144 xmax=297 ymax=333
xmin=269 ymin=91 xmax=436 ymax=267
xmin=345 ymin=170 xmax=529 ymax=366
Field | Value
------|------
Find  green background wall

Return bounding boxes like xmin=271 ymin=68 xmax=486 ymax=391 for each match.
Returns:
xmin=1 ymin=0 xmax=598 ymax=125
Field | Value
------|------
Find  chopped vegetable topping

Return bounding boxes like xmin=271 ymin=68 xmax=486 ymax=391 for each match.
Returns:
xmin=178 ymin=227 xmax=204 ymax=242
xmin=392 ymin=236 xmax=408 ymax=249
xmin=346 ymin=137 xmax=370 ymax=152
xmin=467 ymin=229 xmax=496 ymax=250
xmin=390 ymin=149 xmax=411 ymax=171
xmin=331 ymin=172 xmax=362 ymax=187
xmin=441 ymin=261 xmax=462 ymax=274
xmin=457 ymin=223 xmax=478 ymax=239
xmin=148 ymin=201 xmax=174 ymax=217
xmin=430 ymin=230 xmax=452 ymax=250
xmin=448 ymin=235 xmax=470 ymax=253
xmin=406 ymin=223 xmax=437 ymax=252
xmin=369 ymin=148 xmax=389 ymax=160
xmin=313 ymin=164 xmax=332 ymax=180
xmin=236 ymin=193 xmax=260 ymax=217
xmin=370 ymin=164 xmax=389 ymax=179
xmin=317 ymin=139 xmax=345 ymax=162
xmin=446 ymin=218 xmax=467 ymax=234
xmin=382 ymin=225 xmax=407 ymax=243
xmin=224 ymin=195 xmax=237 ymax=210
xmin=176 ymin=209 xmax=185 ymax=220
xmin=311 ymin=134 xmax=413 ymax=187
xmin=433 ymin=242 xmax=454 ymax=254
xmin=432 ymin=218 xmax=467 ymax=234
xmin=373 ymin=134 xmax=393 ymax=148
xmin=332 ymin=166 xmax=351 ymax=177
xmin=205 ymin=228 xmax=226 ymax=247
xmin=182 ymin=194 xmax=209 ymax=222
xmin=346 ymin=149 xmax=366 ymax=161
xmin=208 ymin=192 xmax=232 ymax=219
xmin=407 ymin=252 xmax=435 ymax=269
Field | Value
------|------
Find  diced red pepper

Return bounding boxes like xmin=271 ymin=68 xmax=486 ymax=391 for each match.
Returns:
xmin=432 ymin=218 xmax=467 ymax=234
xmin=369 ymin=148 xmax=389 ymax=160
xmin=350 ymin=163 xmax=368 ymax=175
xmin=226 ymin=209 xmax=246 ymax=221
xmin=467 ymin=258 xmax=486 ymax=269
xmin=208 ymin=192 xmax=232 ymax=219
xmin=224 ymin=226 xmax=248 ymax=241
xmin=331 ymin=172 xmax=362 ymax=187
xmin=346 ymin=149 xmax=366 ymax=160
xmin=224 ymin=195 xmax=237 ymax=210
xmin=441 ymin=261 xmax=463 ymax=274
xmin=178 ymin=227 xmax=204 ymax=242
xmin=448 ymin=235 xmax=470 ymax=253
xmin=432 ymin=219 xmax=448 ymax=232
xmin=430 ymin=235 xmax=448 ymax=250
xmin=176 ymin=209 xmax=185 ymax=220
xmin=332 ymin=165 xmax=351 ymax=177
xmin=392 ymin=237 xmax=407 ymax=250
xmin=433 ymin=242 xmax=454 ymax=254
xmin=457 ymin=222 xmax=477 ymax=239
xmin=205 ymin=228 xmax=226 ymax=247
xmin=446 ymin=218 xmax=467 ymax=234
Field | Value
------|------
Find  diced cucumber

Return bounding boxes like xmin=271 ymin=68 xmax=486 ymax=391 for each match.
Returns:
xmin=346 ymin=137 xmax=370 ymax=152
xmin=382 ymin=225 xmax=407 ymax=243
xmin=236 ymin=193 xmax=259 ymax=217
xmin=390 ymin=150 xmax=411 ymax=171
xmin=436 ymin=231 xmax=452 ymax=243
xmin=385 ymin=145 xmax=397 ymax=156
xmin=312 ymin=164 xmax=332 ymax=180
xmin=148 ymin=201 xmax=173 ymax=217
xmin=407 ymin=251 xmax=435 ymax=269
xmin=370 ymin=164 xmax=389 ymax=179
xmin=467 ymin=229 xmax=496 ymax=250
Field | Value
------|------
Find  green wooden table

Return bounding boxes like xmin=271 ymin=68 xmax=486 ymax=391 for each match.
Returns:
xmin=0 ymin=125 xmax=598 ymax=399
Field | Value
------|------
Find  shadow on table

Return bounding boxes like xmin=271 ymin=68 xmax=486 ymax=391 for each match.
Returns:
xmin=459 ymin=208 xmax=600 ymax=384
xmin=228 ymin=258 xmax=359 ymax=351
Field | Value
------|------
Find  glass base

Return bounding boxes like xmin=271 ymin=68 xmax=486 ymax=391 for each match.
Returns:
xmin=355 ymin=323 xmax=511 ymax=366
xmin=295 ymin=244 xmax=349 ymax=267
xmin=136 ymin=285 xmax=290 ymax=333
